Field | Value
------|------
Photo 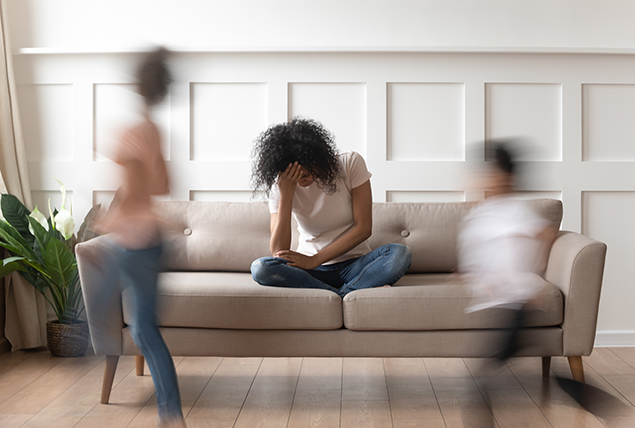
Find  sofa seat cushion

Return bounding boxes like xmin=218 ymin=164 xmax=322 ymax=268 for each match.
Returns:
xmin=343 ymin=273 xmax=563 ymax=331
xmin=122 ymin=272 xmax=343 ymax=330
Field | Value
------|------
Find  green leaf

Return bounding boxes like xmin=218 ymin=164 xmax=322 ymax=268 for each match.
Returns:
xmin=32 ymin=240 xmax=45 ymax=267
xmin=43 ymin=238 xmax=77 ymax=288
xmin=48 ymin=224 xmax=64 ymax=242
xmin=0 ymin=259 xmax=27 ymax=278
xmin=17 ymin=269 xmax=49 ymax=294
xmin=1 ymin=194 xmax=34 ymax=247
xmin=21 ymin=258 xmax=51 ymax=279
xmin=27 ymin=217 xmax=50 ymax=260
xmin=0 ymin=221 xmax=35 ymax=258
xmin=3 ymin=256 xmax=25 ymax=265
xmin=0 ymin=240 xmax=25 ymax=257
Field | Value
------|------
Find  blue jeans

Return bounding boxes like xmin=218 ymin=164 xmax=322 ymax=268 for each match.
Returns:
xmin=94 ymin=240 xmax=183 ymax=421
xmin=251 ymin=244 xmax=412 ymax=297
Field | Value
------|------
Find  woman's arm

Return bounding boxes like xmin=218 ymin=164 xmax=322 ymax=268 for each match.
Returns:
xmin=269 ymin=162 xmax=304 ymax=256
xmin=270 ymin=212 xmax=291 ymax=255
xmin=277 ymin=180 xmax=372 ymax=269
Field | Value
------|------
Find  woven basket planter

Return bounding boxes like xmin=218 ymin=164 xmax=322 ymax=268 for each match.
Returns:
xmin=46 ymin=321 xmax=89 ymax=357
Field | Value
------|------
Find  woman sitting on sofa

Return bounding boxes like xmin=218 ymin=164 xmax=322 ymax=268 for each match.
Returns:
xmin=250 ymin=117 xmax=412 ymax=298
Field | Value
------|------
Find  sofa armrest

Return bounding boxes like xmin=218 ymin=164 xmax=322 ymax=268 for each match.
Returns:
xmin=77 ymin=236 xmax=123 ymax=356
xmin=544 ymin=231 xmax=607 ymax=356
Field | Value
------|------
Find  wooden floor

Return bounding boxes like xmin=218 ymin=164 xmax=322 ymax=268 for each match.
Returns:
xmin=1 ymin=348 xmax=635 ymax=427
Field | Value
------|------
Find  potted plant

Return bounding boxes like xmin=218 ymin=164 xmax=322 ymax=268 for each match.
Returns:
xmin=0 ymin=179 xmax=99 ymax=357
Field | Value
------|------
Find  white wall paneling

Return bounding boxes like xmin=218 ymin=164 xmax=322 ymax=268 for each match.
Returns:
xmin=31 ymin=190 xmax=74 ymax=216
xmin=190 ymin=83 xmax=268 ymax=161
xmin=583 ymin=192 xmax=635 ymax=340
xmin=18 ymin=84 xmax=74 ymax=162
xmin=13 ymin=51 xmax=635 ymax=344
xmin=92 ymin=191 xmax=116 ymax=210
xmin=388 ymin=83 xmax=465 ymax=161
xmin=485 ymin=83 xmax=562 ymax=161
xmin=483 ymin=190 xmax=564 ymax=201
xmin=516 ymin=191 xmax=563 ymax=201
xmin=582 ymin=84 xmax=635 ymax=162
xmin=386 ymin=191 xmax=465 ymax=203
xmin=190 ymin=191 xmax=257 ymax=202
xmin=288 ymin=83 xmax=367 ymax=157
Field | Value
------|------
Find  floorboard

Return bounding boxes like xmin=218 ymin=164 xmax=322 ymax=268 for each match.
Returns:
xmin=342 ymin=358 xmax=388 ymax=401
xmin=384 ymin=357 xmax=441 ymax=420
xmin=187 ymin=357 xmax=261 ymax=421
xmin=232 ymin=358 xmax=302 ymax=428
xmin=424 ymin=358 xmax=499 ymax=428
xmin=506 ymin=357 xmax=605 ymax=428
xmin=2 ymin=349 xmax=635 ymax=427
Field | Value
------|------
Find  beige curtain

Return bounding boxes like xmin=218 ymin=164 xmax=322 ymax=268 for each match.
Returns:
xmin=0 ymin=0 xmax=47 ymax=350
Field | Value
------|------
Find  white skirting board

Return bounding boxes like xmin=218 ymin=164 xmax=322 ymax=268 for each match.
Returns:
xmin=595 ymin=331 xmax=635 ymax=347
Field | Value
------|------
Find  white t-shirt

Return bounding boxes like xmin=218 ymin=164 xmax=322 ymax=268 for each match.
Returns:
xmin=458 ymin=195 xmax=551 ymax=311
xmin=269 ymin=151 xmax=373 ymax=265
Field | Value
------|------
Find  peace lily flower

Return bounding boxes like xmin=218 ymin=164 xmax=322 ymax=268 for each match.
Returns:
xmin=28 ymin=206 xmax=49 ymax=234
xmin=49 ymin=178 xmax=75 ymax=240
xmin=54 ymin=209 xmax=75 ymax=240
xmin=54 ymin=177 xmax=67 ymax=211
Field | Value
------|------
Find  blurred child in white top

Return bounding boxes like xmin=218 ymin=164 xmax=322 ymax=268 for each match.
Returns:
xmin=458 ymin=143 xmax=555 ymax=314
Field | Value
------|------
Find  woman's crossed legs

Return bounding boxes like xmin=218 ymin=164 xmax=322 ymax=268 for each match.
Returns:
xmin=251 ymin=243 xmax=412 ymax=298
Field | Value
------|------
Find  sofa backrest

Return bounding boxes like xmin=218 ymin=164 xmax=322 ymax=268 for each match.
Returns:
xmin=158 ymin=199 xmax=563 ymax=273
xmin=370 ymin=202 xmax=474 ymax=273
xmin=370 ymin=199 xmax=562 ymax=273
xmin=159 ymin=201 xmax=271 ymax=272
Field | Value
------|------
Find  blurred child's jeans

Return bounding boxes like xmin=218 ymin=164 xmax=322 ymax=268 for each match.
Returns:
xmin=95 ymin=239 xmax=182 ymax=420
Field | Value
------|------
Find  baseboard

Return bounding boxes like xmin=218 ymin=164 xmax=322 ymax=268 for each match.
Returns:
xmin=594 ymin=330 xmax=635 ymax=347
xmin=0 ymin=338 xmax=10 ymax=355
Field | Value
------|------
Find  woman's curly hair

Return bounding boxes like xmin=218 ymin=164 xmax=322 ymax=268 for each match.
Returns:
xmin=137 ymin=47 xmax=171 ymax=106
xmin=251 ymin=117 xmax=341 ymax=197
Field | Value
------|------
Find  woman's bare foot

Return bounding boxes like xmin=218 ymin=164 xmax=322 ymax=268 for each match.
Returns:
xmin=378 ymin=284 xmax=391 ymax=288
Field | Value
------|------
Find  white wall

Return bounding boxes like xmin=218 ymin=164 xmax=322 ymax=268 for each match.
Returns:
xmin=7 ymin=1 xmax=635 ymax=346
xmin=7 ymin=0 xmax=635 ymax=51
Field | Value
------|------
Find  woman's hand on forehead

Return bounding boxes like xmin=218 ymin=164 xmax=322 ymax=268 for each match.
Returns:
xmin=278 ymin=162 xmax=304 ymax=197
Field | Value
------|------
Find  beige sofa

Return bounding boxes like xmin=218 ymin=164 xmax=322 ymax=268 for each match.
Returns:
xmin=77 ymin=199 xmax=607 ymax=404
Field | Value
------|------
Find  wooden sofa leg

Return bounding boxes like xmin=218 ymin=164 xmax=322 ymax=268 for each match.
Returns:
xmin=568 ymin=356 xmax=585 ymax=383
xmin=101 ymin=355 xmax=119 ymax=404
xmin=542 ymin=356 xmax=551 ymax=377
xmin=136 ymin=355 xmax=145 ymax=376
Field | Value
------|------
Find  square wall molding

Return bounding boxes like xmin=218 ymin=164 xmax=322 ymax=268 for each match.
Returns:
xmin=190 ymin=83 xmax=268 ymax=161
xmin=388 ymin=83 xmax=465 ymax=161
xmin=19 ymin=84 xmax=74 ymax=162
xmin=288 ymin=83 xmax=367 ymax=157
xmin=583 ymin=84 xmax=635 ymax=161
xmin=485 ymin=83 xmax=562 ymax=161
